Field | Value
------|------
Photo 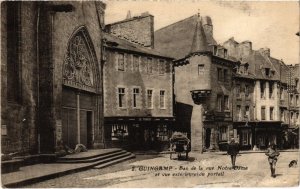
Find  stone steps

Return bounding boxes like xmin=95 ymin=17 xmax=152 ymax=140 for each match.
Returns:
xmin=57 ymin=149 xmax=127 ymax=163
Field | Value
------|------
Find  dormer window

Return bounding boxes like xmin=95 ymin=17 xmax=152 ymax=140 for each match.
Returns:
xmin=244 ymin=64 xmax=249 ymax=75
xmin=224 ymin=49 xmax=228 ymax=58
xmin=213 ymin=45 xmax=218 ymax=56
xmin=265 ymin=68 xmax=270 ymax=77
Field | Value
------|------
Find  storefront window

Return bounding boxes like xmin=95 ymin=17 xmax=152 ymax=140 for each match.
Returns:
xmin=111 ymin=124 xmax=129 ymax=140
xmin=157 ymin=125 xmax=169 ymax=141
xmin=220 ymin=126 xmax=227 ymax=141
xmin=241 ymin=130 xmax=251 ymax=145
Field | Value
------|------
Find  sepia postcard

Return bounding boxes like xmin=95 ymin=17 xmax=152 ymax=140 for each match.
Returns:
xmin=1 ymin=0 xmax=299 ymax=188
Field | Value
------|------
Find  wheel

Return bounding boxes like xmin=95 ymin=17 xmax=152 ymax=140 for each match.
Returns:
xmin=186 ymin=152 xmax=189 ymax=160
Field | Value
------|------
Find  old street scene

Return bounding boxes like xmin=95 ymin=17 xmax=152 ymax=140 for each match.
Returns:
xmin=1 ymin=1 xmax=299 ymax=188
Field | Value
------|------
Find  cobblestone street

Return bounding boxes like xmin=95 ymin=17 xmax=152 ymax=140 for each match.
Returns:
xmin=27 ymin=151 xmax=299 ymax=188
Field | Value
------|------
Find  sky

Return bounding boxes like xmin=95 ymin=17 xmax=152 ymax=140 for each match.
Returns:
xmin=104 ymin=0 xmax=299 ymax=65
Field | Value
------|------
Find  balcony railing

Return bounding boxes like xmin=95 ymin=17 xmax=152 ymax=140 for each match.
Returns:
xmin=203 ymin=110 xmax=231 ymax=121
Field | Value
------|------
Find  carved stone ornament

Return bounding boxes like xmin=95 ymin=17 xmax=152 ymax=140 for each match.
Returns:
xmin=63 ymin=29 xmax=96 ymax=92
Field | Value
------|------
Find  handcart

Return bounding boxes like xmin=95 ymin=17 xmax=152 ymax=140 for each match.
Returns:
xmin=169 ymin=132 xmax=191 ymax=160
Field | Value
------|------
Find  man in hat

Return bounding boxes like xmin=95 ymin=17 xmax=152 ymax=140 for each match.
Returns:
xmin=227 ymin=138 xmax=240 ymax=169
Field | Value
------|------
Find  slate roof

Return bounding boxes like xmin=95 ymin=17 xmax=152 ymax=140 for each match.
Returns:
xmin=190 ymin=16 xmax=208 ymax=54
xmin=103 ymin=32 xmax=173 ymax=59
xmin=154 ymin=15 xmax=217 ymax=60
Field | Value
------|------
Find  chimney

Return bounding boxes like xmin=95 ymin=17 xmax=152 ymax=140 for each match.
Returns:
xmin=107 ymin=12 xmax=154 ymax=48
xmin=238 ymin=41 xmax=252 ymax=58
xmin=126 ymin=10 xmax=131 ymax=19
xmin=202 ymin=16 xmax=214 ymax=45
xmin=259 ymin=47 xmax=270 ymax=57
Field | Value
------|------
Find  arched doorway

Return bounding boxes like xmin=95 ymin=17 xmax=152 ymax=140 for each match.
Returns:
xmin=61 ymin=26 xmax=99 ymax=149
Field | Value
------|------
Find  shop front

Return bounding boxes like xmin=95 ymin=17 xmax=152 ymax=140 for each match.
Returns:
xmin=104 ymin=117 xmax=175 ymax=151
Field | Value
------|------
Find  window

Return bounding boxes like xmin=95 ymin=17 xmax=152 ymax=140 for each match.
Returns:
xmin=224 ymin=95 xmax=229 ymax=110
xmin=224 ymin=49 xmax=228 ymax=58
xmin=217 ymin=95 xmax=222 ymax=111
xmin=159 ymin=90 xmax=165 ymax=109
xmin=132 ymin=88 xmax=140 ymax=108
xmin=147 ymin=89 xmax=153 ymax=108
xmin=261 ymin=106 xmax=266 ymax=120
xmin=147 ymin=58 xmax=153 ymax=74
xmin=118 ymin=88 xmax=126 ymax=108
xmin=270 ymin=107 xmax=274 ymax=120
xmin=296 ymin=113 xmax=299 ymax=123
xmin=296 ymin=95 xmax=299 ymax=106
xmin=260 ymin=81 xmax=265 ymax=99
xmin=245 ymin=106 xmax=250 ymax=119
xmin=245 ymin=85 xmax=249 ymax=97
xmin=223 ymin=69 xmax=228 ymax=82
xmin=291 ymin=112 xmax=294 ymax=120
xmin=217 ymin=68 xmax=223 ymax=81
xmin=117 ymin=53 xmax=125 ymax=71
xmin=296 ymin=79 xmax=299 ymax=89
xmin=241 ymin=130 xmax=250 ymax=145
xmin=213 ymin=45 xmax=218 ymax=55
xmin=159 ymin=60 xmax=165 ymax=75
xmin=290 ymin=94 xmax=294 ymax=105
xmin=157 ymin=125 xmax=169 ymax=141
xmin=236 ymin=84 xmax=241 ymax=98
xmin=280 ymin=109 xmax=285 ymax=122
xmin=265 ymin=68 xmax=270 ymax=77
xmin=220 ymin=127 xmax=227 ymax=141
xmin=237 ymin=105 xmax=242 ymax=121
xmin=198 ymin=64 xmax=204 ymax=75
xmin=280 ymin=87 xmax=284 ymax=100
xmin=244 ymin=65 xmax=249 ymax=75
xmin=111 ymin=124 xmax=129 ymax=140
xmin=269 ymin=83 xmax=273 ymax=99
xmin=133 ymin=55 xmax=139 ymax=71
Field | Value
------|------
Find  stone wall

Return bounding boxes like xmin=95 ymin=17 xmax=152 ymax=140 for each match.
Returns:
xmin=1 ymin=1 xmax=106 ymax=154
xmin=1 ymin=2 xmax=38 ymax=154
xmin=103 ymin=49 xmax=173 ymax=117
xmin=106 ymin=13 xmax=154 ymax=48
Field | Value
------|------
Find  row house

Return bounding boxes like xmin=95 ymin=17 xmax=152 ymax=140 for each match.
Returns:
xmin=223 ymin=38 xmax=299 ymax=149
xmin=286 ymin=64 xmax=299 ymax=148
xmin=155 ymin=14 xmax=238 ymax=152
xmin=103 ymin=13 xmax=174 ymax=150
xmin=1 ymin=1 xmax=106 ymax=154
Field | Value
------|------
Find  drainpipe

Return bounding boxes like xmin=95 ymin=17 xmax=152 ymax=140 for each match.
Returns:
xmin=36 ymin=2 xmax=41 ymax=154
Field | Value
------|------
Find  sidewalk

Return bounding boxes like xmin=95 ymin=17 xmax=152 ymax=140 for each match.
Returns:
xmin=1 ymin=149 xmax=133 ymax=188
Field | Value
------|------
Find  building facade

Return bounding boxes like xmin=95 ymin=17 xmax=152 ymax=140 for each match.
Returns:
xmin=155 ymin=14 xmax=239 ymax=152
xmin=1 ymin=1 xmax=106 ymax=155
xmin=223 ymin=38 xmax=299 ymax=150
xmin=103 ymin=13 xmax=174 ymax=151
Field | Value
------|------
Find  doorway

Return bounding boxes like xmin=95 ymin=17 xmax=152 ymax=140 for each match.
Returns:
xmin=205 ymin=128 xmax=211 ymax=149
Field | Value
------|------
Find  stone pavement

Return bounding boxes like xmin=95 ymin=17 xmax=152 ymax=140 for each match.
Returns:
xmin=1 ymin=148 xmax=131 ymax=187
xmin=2 ymin=150 xmax=299 ymax=188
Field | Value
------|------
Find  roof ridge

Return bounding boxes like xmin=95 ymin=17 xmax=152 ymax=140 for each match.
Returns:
xmin=155 ymin=15 xmax=196 ymax=32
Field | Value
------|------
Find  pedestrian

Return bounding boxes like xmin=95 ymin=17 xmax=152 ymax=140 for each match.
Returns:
xmin=265 ymin=142 xmax=280 ymax=178
xmin=227 ymin=138 xmax=239 ymax=169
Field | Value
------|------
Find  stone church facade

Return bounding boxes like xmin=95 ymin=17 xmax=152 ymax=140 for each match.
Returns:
xmin=1 ymin=1 xmax=106 ymax=154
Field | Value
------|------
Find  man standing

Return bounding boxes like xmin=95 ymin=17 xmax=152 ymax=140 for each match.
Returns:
xmin=227 ymin=138 xmax=240 ymax=169
xmin=265 ymin=142 xmax=280 ymax=178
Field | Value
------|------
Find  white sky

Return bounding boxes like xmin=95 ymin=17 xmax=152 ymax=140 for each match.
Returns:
xmin=104 ymin=0 xmax=299 ymax=65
